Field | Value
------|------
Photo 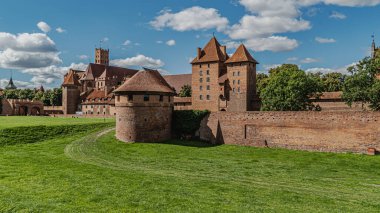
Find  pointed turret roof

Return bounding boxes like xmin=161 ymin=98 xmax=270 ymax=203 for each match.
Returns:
xmin=5 ymin=77 xmax=17 ymax=90
xmin=225 ymin=44 xmax=259 ymax=64
xmin=62 ymin=69 xmax=81 ymax=86
xmin=191 ymin=37 xmax=228 ymax=64
xmin=114 ymin=68 xmax=175 ymax=94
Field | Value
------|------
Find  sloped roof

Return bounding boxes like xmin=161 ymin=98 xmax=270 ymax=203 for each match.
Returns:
xmin=163 ymin=74 xmax=192 ymax=93
xmin=80 ymin=63 xmax=138 ymax=81
xmin=225 ymin=44 xmax=259 ymax=64
xmin=5 ymin=77 xmax=17 ymax=90
xmin=191 ymin=37 xmax=228 ymax=64
xmin=86 ymin=90 xmax=113 ymax=100
xmin=114 ymin=69 xmax=176 ymax=94
xmin=63 ymin=69 xmax=81 ymax=86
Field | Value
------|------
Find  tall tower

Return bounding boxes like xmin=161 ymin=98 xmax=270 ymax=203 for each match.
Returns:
xmin=225 ymin=44 xmax=259 ymax=111
xmin=5 ymin=71 xmax=17 ymax=90
xmin=95 ymin=48 xmax=109 ymax=65
xmin=190 ymin=37 xmax=228 ymax=112
xmin=62 ymin=69 xmax=81 ymax=114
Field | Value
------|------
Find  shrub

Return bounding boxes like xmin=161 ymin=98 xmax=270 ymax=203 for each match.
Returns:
xmin=172 ymin=110 xmax=209 ymax=136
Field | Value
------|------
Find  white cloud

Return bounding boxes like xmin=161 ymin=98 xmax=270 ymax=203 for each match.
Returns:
xmin=150 ymin=6 xmax=229 ymax=32
xmin=102 ymin=37 xmax=109 ymax=42
xmin=329 ymin=11 xmax=347 ymax=19
xmin=315 ymin=37 xmax=336 ymax=43
xmin=156 ymin=40 xmax=163 ymax=44
xmin=0 ymin=78 xmax=35 ymax=89
xmin=286 ymin=57 xmax=299 ymax=61
xmin=123 ymin=40 xmax=131 ymax=46
xmin=0 ymin=32 xmax=60 ymax=69
xmin=300 ymin=57 xmax=319 ymax=63
xmin=37 ymin=21 xmax=51 ymax=33
xmin=245 ymin=36 xmax=299 ymax=52
xmin=56 ymin=27 xmax=66 ymax=33
xmin=78 ymin=55 xmax=89 ymax=60
xmin=166 ymin=39 xmax=176 ymax=46
xmin=110 ymin=54 xmax=165 ymax=69
xmin=306 ymin=63 xmax=357 ymax=74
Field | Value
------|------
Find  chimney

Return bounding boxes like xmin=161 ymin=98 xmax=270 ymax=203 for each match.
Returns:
xmin=220 ymin=46 xmax=227 ymax=57
xmin=197 ymin=47 xmax=202 ymax=60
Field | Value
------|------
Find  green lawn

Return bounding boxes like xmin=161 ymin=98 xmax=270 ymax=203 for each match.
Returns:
xmin=1 ymin=122 xmax=380 ymax=212
xmin=0 ymin=116 xmax=114 ymax=129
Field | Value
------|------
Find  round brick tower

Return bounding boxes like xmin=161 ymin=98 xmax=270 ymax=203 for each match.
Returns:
xmin=114 ymin=68 xmax=176 ymax=143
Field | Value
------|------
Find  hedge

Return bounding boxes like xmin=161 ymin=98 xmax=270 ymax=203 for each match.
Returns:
xmin=172 ymin=110 xmax=209 ymax=136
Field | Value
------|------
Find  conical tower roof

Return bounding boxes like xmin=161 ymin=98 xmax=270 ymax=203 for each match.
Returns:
xmin=191 ymin=37 xmax=228 ymax=64
xmin=225 ymin=44 xmax=259 ymax=64
xmin=114 ymin=68 xmax=175 ymax=94
xmin=5 ymin=76 xmax=17 ymax=90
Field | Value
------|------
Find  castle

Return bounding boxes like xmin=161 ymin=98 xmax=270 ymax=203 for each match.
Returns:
xmin=62 ymin=37 xmax=260 ymax=115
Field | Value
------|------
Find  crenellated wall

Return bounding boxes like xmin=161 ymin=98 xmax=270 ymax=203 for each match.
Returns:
xmin=199 ymin=111 xmax=380 ymax=154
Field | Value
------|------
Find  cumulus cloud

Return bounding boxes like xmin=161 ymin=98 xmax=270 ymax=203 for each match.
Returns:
xmin=306 ymin=63 xmax=357 ymax=74
xmin=150 ymin=7 xmax=229 ymax=32
xmin=110 ymin=54 xmax=165 ymax=69
xmin=78 ymin=55 xmax=89 ymax=60
xmin=37 ymin=21 xmax=51 ymax=33
xmin=0 ymin=78 xmax=35 ymax=89
xmin=329 ymin=11 xmax=347 ymax=19
xmin=0 ymin=32 xmax=60 ymax=69
xmin=166 ymin=39 xmax=176 ymax=46
xmin=300 ymin=57 xmax=319 ymax=63
xmin=315 ymin=37 xmax=336 ymax=43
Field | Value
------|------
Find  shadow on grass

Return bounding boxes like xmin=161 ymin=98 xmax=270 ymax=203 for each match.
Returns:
xmin=153 ymin=140 xmax=221 ymax=148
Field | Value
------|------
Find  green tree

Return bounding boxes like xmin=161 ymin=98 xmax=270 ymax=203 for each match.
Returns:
xmin=178 ymin=84 xmax=192 ymax=97
xmin=342 ymin=57 xmax=380 ymax=110
xmin=256 ymin=73 xmax=269 ymax=96
xmin=322 ymin=72 xmax=345 ymax=92
xmin=260 ymin=64 xmax=323 ymax=111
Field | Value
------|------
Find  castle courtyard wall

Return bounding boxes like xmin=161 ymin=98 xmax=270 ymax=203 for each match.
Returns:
xmin=199 ymin=111 xmax=380 ymax=154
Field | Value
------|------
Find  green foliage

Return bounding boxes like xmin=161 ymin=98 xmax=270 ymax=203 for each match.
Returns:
xmin=260 ymin=64 xmax=323 ymax=111
xmin=256 ymin=73 xmax=269 ymax=96
xmin=178 ymin=84 xmax=192 ymax=97
xmin=322 ymin=72 xmax=345 ymax=92
xmin=342 ymin=57 xmax=380 ymax=110
xmin=0 ymin=123 xmax=112 ymax=146
xmin=2 ymin=88 xmax=62 ymax=106
xmin=172 ymin=110 xmax=209 ymax=135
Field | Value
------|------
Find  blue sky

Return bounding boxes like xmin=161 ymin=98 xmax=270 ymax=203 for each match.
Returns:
xmin=0 ymin=0 xmax=380 ymax=88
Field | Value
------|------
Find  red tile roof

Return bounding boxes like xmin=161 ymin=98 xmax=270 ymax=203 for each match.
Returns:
xmin=80 ymin=63 xmax=138 ymax=81
xmin=62 ymin=69 xmax=82 ymax=86
xmin=114 ymin=69 xmax=176 ymax=94
xmin=225 ymin=44 xmax=259 ymax=64
xmin=163 ymin=74 xmax=192 ymax=93
xmin=191 ymin=37 xmax=228 ymax=64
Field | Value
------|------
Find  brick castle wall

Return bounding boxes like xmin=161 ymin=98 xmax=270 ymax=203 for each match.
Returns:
xmin=199 ymin=111 xmax=380 ymax=154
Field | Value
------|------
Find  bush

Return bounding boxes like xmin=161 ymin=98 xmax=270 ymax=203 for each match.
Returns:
xmin=0 ymin=123 xmax=113 ymax=146
xmin=172 ymin=110 xmax=209 ymax=136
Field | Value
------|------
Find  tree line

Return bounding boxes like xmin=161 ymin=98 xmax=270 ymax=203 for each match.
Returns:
xmin=0 ymin=88 xmax=62 ymax=106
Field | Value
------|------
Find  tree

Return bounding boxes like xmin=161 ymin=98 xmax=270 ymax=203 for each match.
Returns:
xmin=178 ymin=84 xmax=192 ymax=97
xmin=260 ymin=64 xmax=323 ymax=111
xmin=322 ymin=72 xmax=345 ymax=92
xmin=342 ymin=57 xmax=380 ymax=110
xmin=256 ymin=73 xmax=269 ymax=96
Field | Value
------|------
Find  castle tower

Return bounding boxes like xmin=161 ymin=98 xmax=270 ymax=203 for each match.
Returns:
xmin=225 ymin=44 xmax=259 ymax=111
xmin=190 ymin=37 xmax=228 ymax=112
xmin=114 ymin=68 xmax=175 ymax=143
xmin=62 ymin=69 xmax=81 ymax=114
xmin=5 ymin=72 xmax=17 ymax=90
xmin=95 ymin=48 xmax=109 ymax=65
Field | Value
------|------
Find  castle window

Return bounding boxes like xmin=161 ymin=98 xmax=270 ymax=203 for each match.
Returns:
xmin=233 ymin=88 xmax=235 ymax=93
xmin=116 ymin=96 xmax=120 ymax=102
xmin=238 ymin=87 xmax=240 ymax=93
xmin=233 ymin=72 xmax=235 ymax=76
xmin=238 ymin=71 xmax=240 ymax=76
xmin=206 ymin=70 xmax=210 ymax=75
xmin=144 ymin=95 xmax=150 ymax=102
xmin=208 ymin=64 xmax=210 ymax=68
xmin=200 ymin=78 xmax=203 ymax=83
xmin=206 ymin=77 xmax=210 ymax=82
xmin=199 ymin=64 xmax=202 ymax=68
xmin=207 ymin=85 xmax=210 ymax=90
xmin=206 ymin=95 xmax=210 ymax=100
xmin=200 ymin=95 xmax=203 ymax=100
xmin=233 ymin=80 xmax=235 ymax=85
xmin=238 ymin=80 xmax=240 ymax=85
xmin=199 ymin=70 xmax=203 ymax=76
xmin=128 ymin=94 xmax=133 ymax=101
xmin=168 ymin=96 xmax=171 ymax=102
xmin=159 ymin=95 xmax=163 ymax=102
xmin=200 ymin=86 xmax=203 ymax=91
xmin=91 ymin=105 xmax=93 ymax=109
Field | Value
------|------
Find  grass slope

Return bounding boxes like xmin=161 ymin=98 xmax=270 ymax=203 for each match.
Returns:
xmin=1 ymin=125 xmax=380 ymax=212
xmin=0 ymin=116 xmax=114 ymax=129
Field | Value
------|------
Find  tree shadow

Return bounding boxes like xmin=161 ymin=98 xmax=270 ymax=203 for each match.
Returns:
xmin=153 ymin=140 xmax=221 ymax=148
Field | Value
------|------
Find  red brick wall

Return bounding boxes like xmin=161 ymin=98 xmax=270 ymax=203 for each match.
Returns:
xmin=199 ymin=111 xmax=380 ymax=154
